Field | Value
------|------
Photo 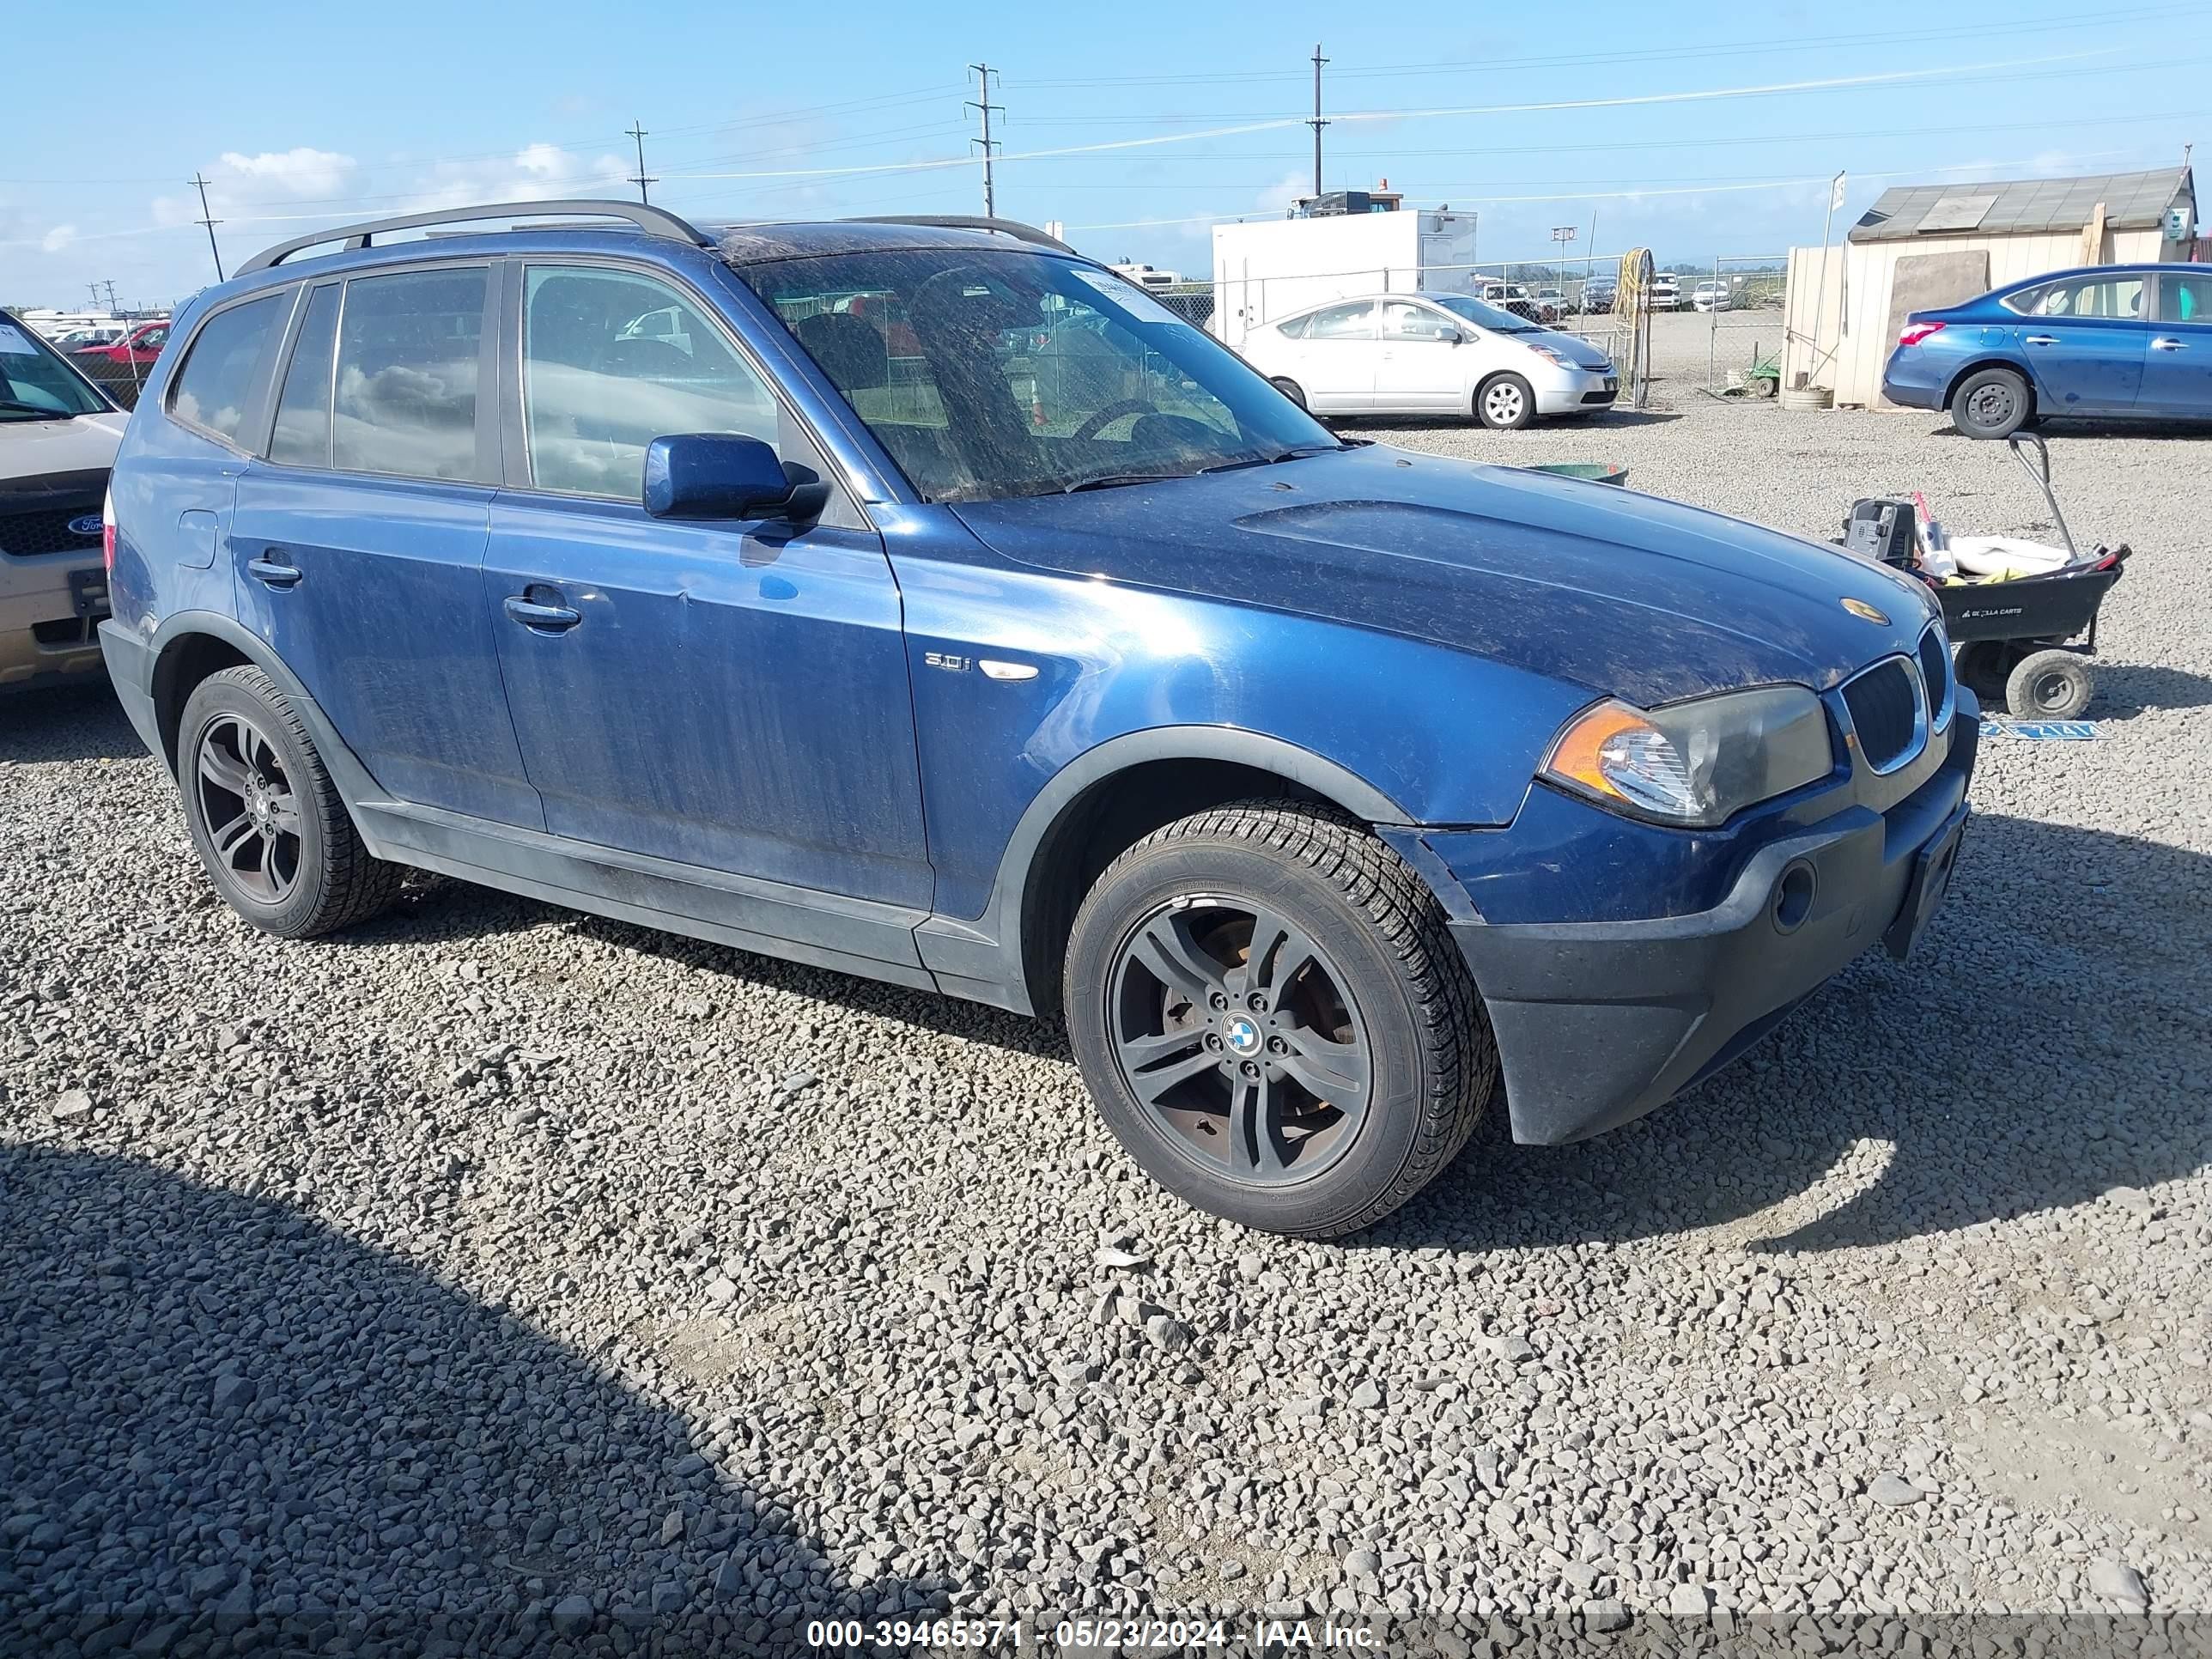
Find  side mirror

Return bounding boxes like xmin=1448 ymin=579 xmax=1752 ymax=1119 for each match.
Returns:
xmin=643 ymin=433 xmax=824 ymax=522
xmin=1445 ymin=329 xmax=1466 ymax=346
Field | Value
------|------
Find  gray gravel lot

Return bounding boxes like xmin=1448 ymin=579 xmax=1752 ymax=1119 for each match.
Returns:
xmin=4 ymin=340 xmax=2211 ymax=1654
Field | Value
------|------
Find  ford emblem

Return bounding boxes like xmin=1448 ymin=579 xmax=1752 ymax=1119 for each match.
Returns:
xmin=68 ymin=514 xmax=105 ymax=538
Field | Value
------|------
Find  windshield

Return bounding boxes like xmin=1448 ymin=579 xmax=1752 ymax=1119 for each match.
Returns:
xmin=1430 ymin=295 xmax=1537 ymax=334
xmin=736 ymin=249 xmax=1340 ymax=502
xmin=0 ymin=318 xmax=111 ymax=419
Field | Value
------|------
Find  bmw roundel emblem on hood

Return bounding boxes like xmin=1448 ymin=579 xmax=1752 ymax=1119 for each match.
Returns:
xmin=1840 ymin=596 xmax=1890 ymax=625
xmin=68 ymin=514 xmax=105 ymax=538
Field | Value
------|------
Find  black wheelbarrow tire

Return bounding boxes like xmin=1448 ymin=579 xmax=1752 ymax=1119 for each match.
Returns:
xmin=1954 ymin=641 xmax=2012 ymax=700
xmin=2005 ymin=648 xmax=2093 ymax=720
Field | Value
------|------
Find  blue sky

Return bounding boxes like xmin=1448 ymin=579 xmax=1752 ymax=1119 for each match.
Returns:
xmin=3 ymin=0 xmax=2203 ymax=309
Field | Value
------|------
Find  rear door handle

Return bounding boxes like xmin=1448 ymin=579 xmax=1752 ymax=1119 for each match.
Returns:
xmin=2151 ymin=337 xmax=2187 ymax=351
xmin=2022 ymin=335 xmax=2060 ymax=346
xmin=246 ymin=555 xmax=302 ymax=588
xmin=504 ymin=594 xmax=582 ymax=632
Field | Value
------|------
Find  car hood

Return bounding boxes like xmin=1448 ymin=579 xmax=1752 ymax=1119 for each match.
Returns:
xmin=951 ymin=444 xmax=1934 ymax=706
xmin=1512 ymin=330 xmax=1612 ymax=370
xmin=0 ymin=411 xmax=126 ymax=484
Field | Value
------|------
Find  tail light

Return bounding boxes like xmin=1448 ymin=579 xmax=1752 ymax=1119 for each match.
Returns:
xmin=102 ymin=487 xmax=116 ymax=576
xmin=1898 ymin=320 xmax=1947 ymax=348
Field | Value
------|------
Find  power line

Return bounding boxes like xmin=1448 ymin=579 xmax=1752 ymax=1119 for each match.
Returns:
xmin=967 ymin=64 xmax=1002 ymax=216
xmin=626 ymin=119 xmax=655 ymax=204
xmin=189 ymin=172 xmax=225 ymax=282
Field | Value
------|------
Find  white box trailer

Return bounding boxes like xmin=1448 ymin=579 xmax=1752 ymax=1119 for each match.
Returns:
xmin=1210 ymin=210 xmax=1479 ymax=348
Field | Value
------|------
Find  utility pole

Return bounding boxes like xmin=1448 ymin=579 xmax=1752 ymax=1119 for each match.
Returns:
xmin=1308 ymin=44 xmax=1329 ymax=201
xmin=190 ymin=173 xmax=225 ymax=282
xmin=626 ymin=120 xmax=655 ymax=205
xmin=967 ymin=64 xmax=1002 ymax=218
xmin=100 ymin=280 xmax=120 ymax=314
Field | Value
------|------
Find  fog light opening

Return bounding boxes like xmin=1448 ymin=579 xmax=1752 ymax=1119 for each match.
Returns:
xmin=1772 ymin=862 xmax=1816 ymax=933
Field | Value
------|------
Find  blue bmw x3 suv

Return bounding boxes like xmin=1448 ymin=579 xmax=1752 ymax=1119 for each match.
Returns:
xmin=99 ymin=201 xmax=1975 ymax=1237
xmin=1882 ymin=262 xmax=2212 ymax=438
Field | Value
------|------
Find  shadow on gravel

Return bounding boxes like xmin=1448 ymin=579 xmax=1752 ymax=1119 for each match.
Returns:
xmin=0 ymin=683 xmax=140 ymax=765
xmin=2090 ymin=664 xmax=2212 ymax=720
xmin=1931 ymin=417 xmax=2212 ymax=444
xmin=1370 ymin=811 xmax=2212 ymax=1257
xmin=0 ymin=1146 xmax=944 ymax=1656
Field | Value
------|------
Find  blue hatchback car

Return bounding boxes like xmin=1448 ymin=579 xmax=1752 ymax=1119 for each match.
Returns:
xmin=1882 ymin=262 xmax=2212 ymax=437
xmin=99 ymin=201 xmax=1975 ymax=1237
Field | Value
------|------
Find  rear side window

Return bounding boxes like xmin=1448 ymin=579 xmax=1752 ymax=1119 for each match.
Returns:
xmin=1307 ymin=301 xmax=1376 ymax=341
xmin=2009 ymin=276 xmax=2147 ymax=320
xmin=269 ymin=285 xmax=340 ymax=467
xmin=333 ymin=267 xmax=488 ymax=481
xmin=168 ymin=295 xmax=287 ymax=443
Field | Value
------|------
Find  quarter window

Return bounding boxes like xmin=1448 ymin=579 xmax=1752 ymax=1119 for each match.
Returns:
xmin=168 ymin=295 xmax=287 ymax=443
xmin=521 ymin=265 xmax=779 ymax=498
xmin=269 ymin=285 xmax=340 ymax=467
xmin=332 ymin=267 xmax=488 ymax=482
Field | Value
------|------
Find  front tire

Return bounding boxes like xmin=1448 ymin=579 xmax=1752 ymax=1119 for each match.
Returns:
xmin=1475 ymin=374 xmax=1535 ymax=430
xmin=178 ymin=665 xmax=403 ymax=938
xmin=1950 ymin=368 xmax=2033 ymax=440
xmin=1063 ymin=803 xmax=1496 ymax=1237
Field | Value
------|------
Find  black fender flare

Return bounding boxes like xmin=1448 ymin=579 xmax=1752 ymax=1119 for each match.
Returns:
xmin=914 ymin=726 xmax=1414 ymax=1014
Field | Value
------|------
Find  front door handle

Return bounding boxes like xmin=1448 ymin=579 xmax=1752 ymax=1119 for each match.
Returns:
xmin=2022 ymin=335 xmax=2060 ymax=346
xmin=2151 ymin=337 xmax=2187 ymax=351
xmin=504 ymin=593 xmax=582 ymax=632
xmin=246 ymin=556 xmax=302 ymax=588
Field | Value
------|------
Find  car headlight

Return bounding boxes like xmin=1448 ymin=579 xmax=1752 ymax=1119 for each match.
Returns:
xmin=1540 ymin=686 xmax=1836 ymax=827
xmin=1524 ymin=343 xmax=1571 ymax=367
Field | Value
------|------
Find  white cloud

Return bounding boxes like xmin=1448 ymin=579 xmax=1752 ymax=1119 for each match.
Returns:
xmin=406 ymin=143 xmax=631 ymax=211
xmin=40 ymin=225 xmax=78 ymax=253
xmin=152 ymin=148 xmax=361 ymax=228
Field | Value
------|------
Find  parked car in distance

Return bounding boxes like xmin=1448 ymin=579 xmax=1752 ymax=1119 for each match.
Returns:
xmin=1582 ymin=283 xmax=1617 ymax=314
xmin=51 ymin=324 xmax=131 ymax=349
xmin=1533 ymin=288 xmax=1567 ymax=323
xmin=72 ymin=319 xmax=171 ymax=370
xmin=1476 ymin=281 xmax=1541 ymax=323
xmin=1882 ymin=263 xmax=2212 ymax=438
xmin=1243 ymin=291 xmax=1618 ymax=428
xmin=1648 ymin=274 xmax=1683 ymax=311
xmin=0 ymin=313 xmax=127 ymax=688
xmin=1691 ymin=282 xmax=1733 ymax=313
xmin=100 ymin=202 xmax=1976 ymax=1237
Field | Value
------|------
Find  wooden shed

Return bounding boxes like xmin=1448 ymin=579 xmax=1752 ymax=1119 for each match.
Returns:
xmin=1781 ymin=167 xmax=2198 ymax=409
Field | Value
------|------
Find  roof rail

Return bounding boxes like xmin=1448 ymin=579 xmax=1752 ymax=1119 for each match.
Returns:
xmin=236 ymin=199 xmax=714 ymax=276
xmin=845 ymin=215 xmax=1075 ymax=254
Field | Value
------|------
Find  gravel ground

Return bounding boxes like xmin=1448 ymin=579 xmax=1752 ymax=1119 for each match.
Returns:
xmin=5 ymin=359 xmax=2211 ymax=1656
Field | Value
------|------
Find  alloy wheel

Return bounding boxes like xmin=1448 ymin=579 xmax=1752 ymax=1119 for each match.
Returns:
xmin=1482 ymin=382 xmax=1526 ymax=425
xmin=195 ymin=713 xmax=303 ymax=905
xmin=1107 ymin=894 xmax=1372 ymax=1186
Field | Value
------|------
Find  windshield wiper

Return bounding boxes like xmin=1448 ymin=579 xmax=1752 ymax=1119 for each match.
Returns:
xmin=1196 ymin=444 xmax=1335 ymax=474
xmin=1060 ymin=471 xmax=1191 ymax=494
xmin=0 ymin=400 xmax=70 ymax=418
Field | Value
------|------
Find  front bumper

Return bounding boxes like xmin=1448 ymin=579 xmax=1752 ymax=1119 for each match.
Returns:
xmin=1442 ymin=702 xmax=1976 ymax=1146
xmin=0 ymin=555 xmax=107 ymax=688
xmin=1534 ymin=367 xmax=1620 ymax=415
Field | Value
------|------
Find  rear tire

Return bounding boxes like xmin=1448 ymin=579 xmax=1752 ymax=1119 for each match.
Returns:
xmin=1063 ymin=802 xmax=1495 ymax=1238
xmin=1269 ymin=377 xmax=1309 ymax=410
xmin=2004 ymin=648 xmax=2093 ymax=720
xmin=178 ymin=665 xmax=404 ymax=938
xmin=1949 ymin=368 xmax=2033 ymax=440
xmin=1475 ymin=374 xmax=1535 ymax=430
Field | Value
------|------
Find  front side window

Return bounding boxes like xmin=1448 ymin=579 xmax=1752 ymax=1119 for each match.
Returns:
xmin=739 ymin=249 xmax=1339 ymax=502
xmin=1431 ymin=295 xmax=1537 ymax=335
xmin=0 ymin=315 xmax=111 ymax=419
xmin=1382 ymin=301 xmax=1458 ymax=343
xmin=168 ymin=294 xmax=288 ymax=442
xmin=2160 ymin=271 xmax=2212 ymax=324
xmin=332 ymin=267 xmax=487 ymax=481
xmin=521 ymin=264 xmax=779 ymax=497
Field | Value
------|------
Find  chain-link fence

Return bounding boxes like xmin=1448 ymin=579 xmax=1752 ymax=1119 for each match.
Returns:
xmin=1686 ymin=253 xmax=1789 ymax=398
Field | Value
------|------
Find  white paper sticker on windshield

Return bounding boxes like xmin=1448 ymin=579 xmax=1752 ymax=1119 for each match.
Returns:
xmin=0 ymin=325 xmax=38 ymax=356
xmin=1068 ymin=267 xmax=1185 ymax=325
